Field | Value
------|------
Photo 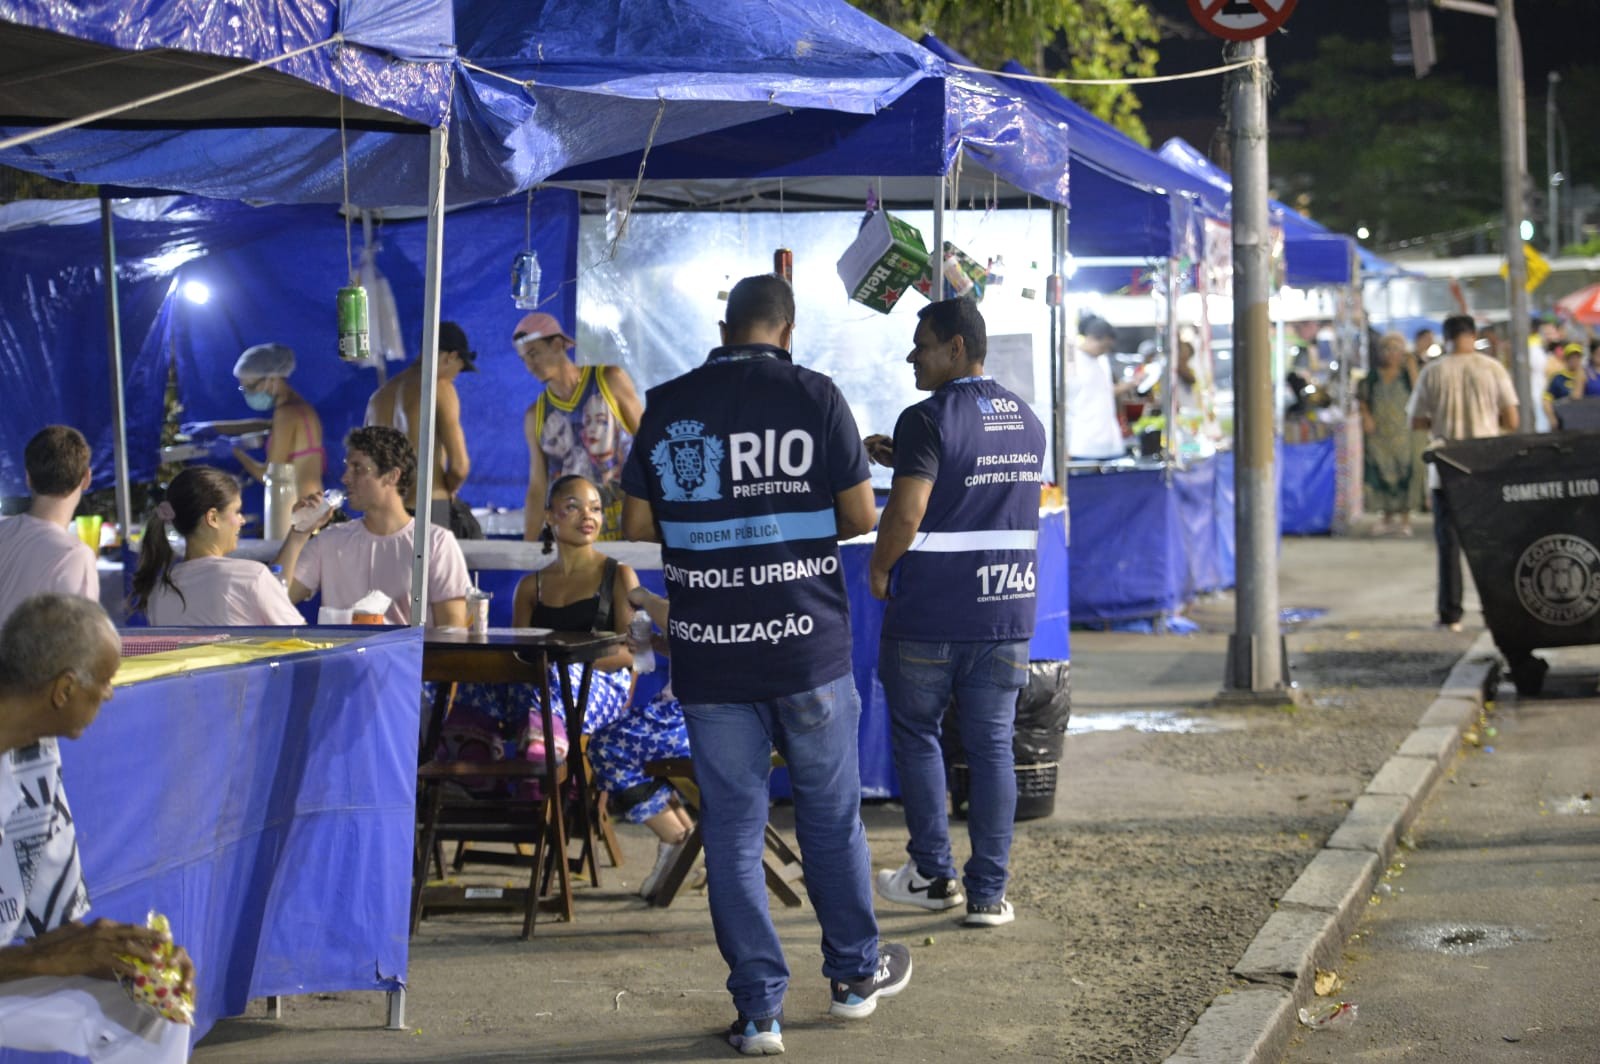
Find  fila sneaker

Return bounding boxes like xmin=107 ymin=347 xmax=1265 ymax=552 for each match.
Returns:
xmin=829 ymin=942 xmax=912 ymax=1019
xmin=875 ymin=860 xmax=964 ymax=911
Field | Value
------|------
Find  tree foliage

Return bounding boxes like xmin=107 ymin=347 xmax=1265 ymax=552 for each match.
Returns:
xmin=1272 ymin=37 xmax=1501 ymax=248
xmin=848 ymin=0 xmax=1161 ymax=144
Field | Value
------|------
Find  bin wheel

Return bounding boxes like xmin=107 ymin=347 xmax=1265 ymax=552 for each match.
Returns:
xmin=1506 ymin=652 xmax=1548 ymax=696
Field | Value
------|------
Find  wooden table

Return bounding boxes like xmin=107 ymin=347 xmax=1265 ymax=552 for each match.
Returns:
xmin=418 ymin=627 xmax=623 ymax=936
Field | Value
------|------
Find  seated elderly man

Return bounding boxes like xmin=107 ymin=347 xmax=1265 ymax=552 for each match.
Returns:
xmin=275 ymin=425 xmax=470 ymax=628
xmin=0 ymin=594 xmax=193 ymax=1062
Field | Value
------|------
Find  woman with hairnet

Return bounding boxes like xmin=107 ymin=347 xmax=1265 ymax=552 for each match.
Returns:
xmin=230 ymin=342 xmax=326 ymax=498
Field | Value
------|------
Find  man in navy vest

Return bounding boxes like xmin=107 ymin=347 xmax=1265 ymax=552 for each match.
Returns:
xmin=622 ymin=275 xmax=911 ymax=1056
xmin=866 ymin=296 xmax=1047 ymax=929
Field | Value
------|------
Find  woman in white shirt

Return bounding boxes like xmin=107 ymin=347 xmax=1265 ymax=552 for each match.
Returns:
xmin=130 ymin=466 xmax=304 ymax=626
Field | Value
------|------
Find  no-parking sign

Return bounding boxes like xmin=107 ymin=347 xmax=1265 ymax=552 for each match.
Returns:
xmin=1186 ymin=0 xmax=1296 ymax=41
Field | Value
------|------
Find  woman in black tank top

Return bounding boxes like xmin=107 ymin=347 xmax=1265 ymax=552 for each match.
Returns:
xmin=443 ymin=475 xmax=697 ymax=895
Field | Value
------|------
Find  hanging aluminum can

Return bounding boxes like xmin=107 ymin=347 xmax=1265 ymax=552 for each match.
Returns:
xmin=774 ymin=248 xmax=793 ymax=283
xmin=1045 ymin=273 xmax=1063 ymax=307
xmin=337 ymin=285 xmax=370 ymax=363
xmin=512 ymin=250 xmax=542 ymax=309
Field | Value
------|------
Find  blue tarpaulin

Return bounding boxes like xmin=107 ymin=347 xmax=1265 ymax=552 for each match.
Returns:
xmin=1280 ymin=436 xmax=1336 ymax=536
xmin=2 ymin=0 xmax=945 ymax=208
xmin=1157 ymin=137 xmax=1359 ymax=288
xmin=1067 ymin=443 xmax=1334 ymax=621
xmin=991 ymin=57 xmax=1225 ymax=259
xmin=550 ymin=34 xmax=1070 ymax=205
xmin=42 ymin=629 xmax=421 ymax=1053
xmin=0 ymin=193 xmax=580 ymax=508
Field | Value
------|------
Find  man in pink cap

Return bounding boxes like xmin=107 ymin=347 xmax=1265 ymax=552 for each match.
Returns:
xmin=514 ymin=312 xmax=642 ymax=541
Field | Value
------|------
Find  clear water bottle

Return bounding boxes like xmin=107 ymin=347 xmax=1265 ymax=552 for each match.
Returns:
xmin=291 ymin=489 xmax=345 ymax=533
xmin=629 ymin=612 xmax=655 ymax=674
xmin=269 ymin=564 xmax=287 ymax=588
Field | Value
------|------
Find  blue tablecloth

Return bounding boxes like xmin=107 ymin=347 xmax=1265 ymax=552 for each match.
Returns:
xmin=1067 ymin=457 xmax=1236 ymax=623
xmin=1066 ymin=441 xmax=1333 ymax=623
xmin=4 ymin=627 xmax=423 ymax=1059
xmin=1281 ymin=436 xmax=1336 ymax=535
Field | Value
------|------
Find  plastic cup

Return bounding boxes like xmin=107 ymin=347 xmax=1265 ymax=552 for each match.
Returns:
xmin=465 ymin=589 xmax=491 ymax=634
xmin=73 ymin=515 xmax=103 ymax=552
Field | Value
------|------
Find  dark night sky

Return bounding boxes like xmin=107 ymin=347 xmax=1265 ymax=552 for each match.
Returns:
xmin=1135 ymin=1 xmax=1589 ymax=144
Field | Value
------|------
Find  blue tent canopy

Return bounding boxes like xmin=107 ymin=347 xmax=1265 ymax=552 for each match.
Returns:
xmin=1 ymin=0 xmax=947 ymax=208
xmin=1157 ymin=137 xmax=1359 ymax=288
xmin=0 ymin=0 xmax=454 ymax=127
xmin=985 ymin=57 xmax=1228 ymax=259
xmin=545 ymin=29 xmax=1070 ymax=207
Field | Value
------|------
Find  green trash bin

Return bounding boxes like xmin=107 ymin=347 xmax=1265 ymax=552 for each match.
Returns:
xmin=1430 ymin=431 xmax=1600 ymax=694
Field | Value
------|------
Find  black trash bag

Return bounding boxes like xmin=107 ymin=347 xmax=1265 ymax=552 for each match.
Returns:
xmin=1014 ymin=660 xmax=1071 ymax=764
xmin=939 ymin=660 xmax=1072 ymax=764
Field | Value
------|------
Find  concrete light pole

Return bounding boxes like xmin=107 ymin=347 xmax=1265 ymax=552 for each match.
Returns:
xmin=1220 ymin=37 xmax=1295 ymax=702
xmin=1496 ymin=0 xmax=1534 ymax=420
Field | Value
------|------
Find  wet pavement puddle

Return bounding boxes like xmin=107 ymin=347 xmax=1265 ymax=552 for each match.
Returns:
xmin=1068 ymin=710 xmax=1245 ymax=735
xmin=1393 ymin=924 xmax=1535 ymax=955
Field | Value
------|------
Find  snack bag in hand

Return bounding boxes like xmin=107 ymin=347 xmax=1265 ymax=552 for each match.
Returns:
xmin=117 ymin=911 xmax=195 ymax=1025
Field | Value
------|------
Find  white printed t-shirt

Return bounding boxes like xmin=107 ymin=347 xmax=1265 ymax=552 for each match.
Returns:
xmin=0 ymin=739 xmax=89 ymax=943
xmin=0 ymin=515 xmax=98 ymax=627
xmin=294 ymin=518 xmax=469 ymax=626
xmin=1066 ymin=349 xmax=1124 ymax=460
xmin=0 ymin=744 xmax=188 ymax=1062
xmin=145 ymin=556 xmax=304 ymax=627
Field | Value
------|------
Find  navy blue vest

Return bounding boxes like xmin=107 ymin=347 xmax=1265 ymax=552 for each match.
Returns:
xmin=882 ymin=377 xmax=1046 ymax=643
xmin=621 ymin=345 xmax=869 ymax=703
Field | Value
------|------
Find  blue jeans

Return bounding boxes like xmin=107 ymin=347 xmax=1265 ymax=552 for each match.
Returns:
xmin=878 ymin=637 xmax=1029 ymax=905
xmin=681 ymin=671 xmax=879 ymax=1020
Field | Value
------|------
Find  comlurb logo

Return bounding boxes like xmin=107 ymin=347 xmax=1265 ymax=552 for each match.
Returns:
xmin=1514 ymin=534 xmax=1600 ymax=626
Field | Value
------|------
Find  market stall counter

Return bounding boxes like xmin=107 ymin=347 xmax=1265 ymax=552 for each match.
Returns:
xmin=36 ymin=626 xmax=422 ymax=1053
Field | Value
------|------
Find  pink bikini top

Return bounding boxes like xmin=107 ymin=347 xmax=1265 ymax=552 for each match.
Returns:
xmin=275 ymin=405 xmax=326 ymax=463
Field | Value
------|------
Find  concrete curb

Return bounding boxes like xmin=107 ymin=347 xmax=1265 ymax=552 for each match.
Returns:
xmin=1163 ymin=632 xmax=1500 ymax=1064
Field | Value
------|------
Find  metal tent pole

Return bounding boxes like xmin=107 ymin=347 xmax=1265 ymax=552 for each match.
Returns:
xmin=1050 ymin=202 xmax=1068 ymax=485
xmin=1163 ymin=258 xmax=1180 ymax=466
xmin=410 ymin=126 xmax=446 ymax=627
xmin=100 ymin=198 xmax=133 ymax=541
xmin=931 ymin=176 xmax=946 ymax=301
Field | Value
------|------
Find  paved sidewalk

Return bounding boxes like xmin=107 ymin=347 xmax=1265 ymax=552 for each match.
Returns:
xmin=190 ymin=529 xmax=1487 ymax=1063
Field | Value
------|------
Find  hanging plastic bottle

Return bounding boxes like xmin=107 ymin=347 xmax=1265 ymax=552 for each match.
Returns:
xmin=512 ymin=250 xmax=542 ymax=309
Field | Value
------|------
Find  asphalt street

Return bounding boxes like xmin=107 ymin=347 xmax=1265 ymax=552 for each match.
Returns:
xmin=1279 ymin=644 xmax=1600 ymax=1064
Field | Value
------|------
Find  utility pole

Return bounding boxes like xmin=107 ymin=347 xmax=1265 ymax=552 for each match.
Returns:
xmin=1546 ymin=71 xmax=1560 ymax=255
xmin=1221 ymin=37 xmax=1295 ymax=703
xmin=1428 ymin=0 xmax=1534 ymax=420
xmin=1496 ymin=0 xmax=1534 ymax=420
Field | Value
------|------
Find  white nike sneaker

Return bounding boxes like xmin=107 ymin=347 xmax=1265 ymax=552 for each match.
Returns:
xmin=875 ymin=860 xmax=965 ymax=911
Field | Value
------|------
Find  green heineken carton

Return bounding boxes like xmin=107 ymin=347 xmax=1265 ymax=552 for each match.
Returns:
xmin=836 ymin=210 xmax=930 ymax=314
